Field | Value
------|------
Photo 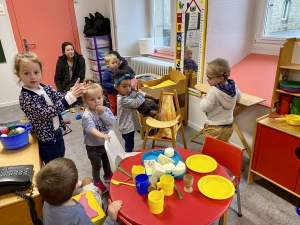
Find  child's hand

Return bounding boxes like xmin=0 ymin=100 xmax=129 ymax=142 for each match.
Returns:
xmin=70 ymin=78 xmax=87 ymax=98
xmin=107 ymin=200 xmax=123 ymax=221
xmin=96 ymin=105 xmax=104 ymax=115
xmin=146 ymin=94 xmax=156 ymax=100
xmin=131 ymin=85 xmax=137 ymax=91
xmin=201 ymin=94 xmax=207 ymax=99
xmin=101 ymin=134 xmax=111 ymax=142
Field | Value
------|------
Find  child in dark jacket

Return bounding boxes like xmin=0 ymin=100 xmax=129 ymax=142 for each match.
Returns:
xmin=184 ymin=46 xmax=198 ymax=72
xmin=110 ymin=50 xmax=135 ymax=74
xmin=102 ymin=54 xmax=119 ymax=116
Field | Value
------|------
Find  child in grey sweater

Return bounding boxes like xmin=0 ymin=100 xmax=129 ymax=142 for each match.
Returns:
xmin=112 ymin=70 xmax=146 ymax=152
xmin=82 ymin=79 xmax=115 ymax=194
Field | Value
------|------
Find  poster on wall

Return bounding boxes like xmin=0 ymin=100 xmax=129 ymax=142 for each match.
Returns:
xmin=185 ymin=11 xmax=200 ymax=47
xmin=0 ymin=40 xmax=6 ymax=63
xmin=175 ymin=0 xmax=207 ymax=83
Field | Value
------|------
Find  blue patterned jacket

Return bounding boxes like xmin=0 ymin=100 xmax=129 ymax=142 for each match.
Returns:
xmin=19 ymin=84 xmax=69 ymax=146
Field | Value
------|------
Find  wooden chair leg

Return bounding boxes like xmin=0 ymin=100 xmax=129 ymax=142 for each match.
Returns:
xmin=142 ymin=126 xmax=150 ymax=149
xmin=179 ymin=124 xmax=187 ymax=149
xmin=152 ymin=139 xmax=155 ymax=149
xmin=140 ymin=128 xmax=143 ymax=140
xmin=171 ymin=127 xmax=176 ymax=148
xmin=190 ymin=129 xmax=204 ymax=142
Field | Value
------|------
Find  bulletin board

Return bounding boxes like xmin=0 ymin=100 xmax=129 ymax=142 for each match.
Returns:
xmin=0 ymin=40 xmax=6 ymax=63
xmin=175 ymin=0 xmax=207 ymax=83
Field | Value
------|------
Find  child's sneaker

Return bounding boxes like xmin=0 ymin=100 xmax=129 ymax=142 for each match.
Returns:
xmin=104 ymin=172 xmax=113 ymax=183
xmin=94 ymin=180 xmax=108 ymax=194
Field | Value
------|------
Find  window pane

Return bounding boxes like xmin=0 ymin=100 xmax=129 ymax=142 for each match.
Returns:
xmin=264 ymin=0 xmax=300 ymax=37
xmin=153 ymin=0 xmax=171 ymax=48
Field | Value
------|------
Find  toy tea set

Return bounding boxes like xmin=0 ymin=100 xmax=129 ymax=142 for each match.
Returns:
xmin=113 ymin=147 xmax=235 ymax=215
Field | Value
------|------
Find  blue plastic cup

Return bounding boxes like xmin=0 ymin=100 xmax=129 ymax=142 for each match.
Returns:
xmin=135 ymin=174 xmax=149 ymax=194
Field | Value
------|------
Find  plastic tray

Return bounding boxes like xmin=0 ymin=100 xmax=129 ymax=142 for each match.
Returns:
xmin=142 ymin=150 xmax=186 ymax=178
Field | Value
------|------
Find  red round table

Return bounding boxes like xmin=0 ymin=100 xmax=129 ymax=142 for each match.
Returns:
xmin=109 ymin=148 xmax=232 ymax=225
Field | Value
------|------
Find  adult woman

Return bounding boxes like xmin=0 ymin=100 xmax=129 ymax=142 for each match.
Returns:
xmin=54 ymin=42 xmax=86 ymax=93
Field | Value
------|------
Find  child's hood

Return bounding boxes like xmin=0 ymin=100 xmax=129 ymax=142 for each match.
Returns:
xmin=213 ymin=79 xmax=238 ymax=109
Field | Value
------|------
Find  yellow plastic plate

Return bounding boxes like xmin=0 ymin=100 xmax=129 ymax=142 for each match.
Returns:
xmin=185 ymin=154 xmax=217 ymax=173
xmin=275 ymin=115 xmax=300 ymax=126
xmin=198 ymin=175 xmax=235 ymax=200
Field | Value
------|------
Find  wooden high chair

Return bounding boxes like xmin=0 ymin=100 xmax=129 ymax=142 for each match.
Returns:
xmin=141 ymin=89 xmax=187 ymax=150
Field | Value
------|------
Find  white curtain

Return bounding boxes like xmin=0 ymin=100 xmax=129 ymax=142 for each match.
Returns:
xmin=108 ymin=0 xmax=151 ymax=57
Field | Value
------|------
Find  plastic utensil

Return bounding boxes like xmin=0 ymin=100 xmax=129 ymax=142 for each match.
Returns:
xmin=116 ymin=166 xmax=132 ymax=178
xmin=174 ymin=183 xmax=183 ymax=200
xmin=111 ymin=179 xmax=135 ymax=186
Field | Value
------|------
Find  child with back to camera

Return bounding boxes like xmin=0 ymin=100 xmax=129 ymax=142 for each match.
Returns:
xmin=200 ymin=58 xmax=241 ymax=143
xmin=184 ymin=46 xmax=198 ymax=72
xmin=112 ymin=70 xmax=156 ymax=152
xmin=36 ymin=157 xmax=122 ymax=225
xmin=102 ymin=54 xmax=119 ymax=117
xmin=14 ymin=52 xmax=86 ymax=164
xmin=82 ymin=78 xmax=115 ymax=194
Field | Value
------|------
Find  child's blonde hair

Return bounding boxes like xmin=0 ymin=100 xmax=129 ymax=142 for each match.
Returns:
xmin=104 ymin=53 xmax=118 ymax=65
xmin=13 ymin=52 xmax=43 ymax=83
xmin=184 ymin=46 xmax=192 ymax=52
xmin=207 ymin=58 xmax=231 ymax=79
xmin=82 ymin=78 xmax=104 ymax=105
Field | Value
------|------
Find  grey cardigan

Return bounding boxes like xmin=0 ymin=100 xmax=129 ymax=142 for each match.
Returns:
xmin=117 ymin=92 xmax=144 ymax=134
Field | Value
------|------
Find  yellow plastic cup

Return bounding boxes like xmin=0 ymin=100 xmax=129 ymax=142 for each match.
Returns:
xmin=156 ymin=174 xmax=174 ymax=196
xmin=131 ymin=165 xmax=145 ymax=183
xmin=148 ymin=190 xmax=164 ymax=214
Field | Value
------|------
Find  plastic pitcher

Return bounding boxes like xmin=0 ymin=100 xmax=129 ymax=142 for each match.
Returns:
xmin=277 ymin=95 xmax=292 ymax=115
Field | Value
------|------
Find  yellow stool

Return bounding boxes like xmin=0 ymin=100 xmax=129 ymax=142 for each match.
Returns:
xmin=73 ymin=190 xmax=106 ymax=225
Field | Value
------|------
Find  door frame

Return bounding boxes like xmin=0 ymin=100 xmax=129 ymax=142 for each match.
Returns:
xmin=6 ymin=0 xmax=82 ymax=53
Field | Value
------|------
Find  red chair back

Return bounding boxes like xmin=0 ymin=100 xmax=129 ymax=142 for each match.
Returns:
xmin=201 ymin=137 xmax=243 ymax=182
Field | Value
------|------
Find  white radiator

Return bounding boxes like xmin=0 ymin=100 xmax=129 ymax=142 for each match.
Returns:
xmin=131 ymin=57 xmax=174 ymax=76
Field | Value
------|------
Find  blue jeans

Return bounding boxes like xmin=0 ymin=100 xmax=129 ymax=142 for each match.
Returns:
xmin=39 ymin=129 xmax=65 ymax=164
xmin=86 ymin=145 xmax=112 ymax=183
xmin=122 ymin=131 xmax=135 ymax=152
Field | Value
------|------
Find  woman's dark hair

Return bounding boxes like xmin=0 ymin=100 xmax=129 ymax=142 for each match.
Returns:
xmin=61 ymin=42 xmax=75 ymax=54
xmin=111 ymin=69 xmax=131 ymax=85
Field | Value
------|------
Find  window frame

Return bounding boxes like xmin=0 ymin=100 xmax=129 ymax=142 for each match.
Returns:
xmin=151 ymin=0 xmax=176 ymax=55
xmin=254 ymin=0 xmax=289 ymax=45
